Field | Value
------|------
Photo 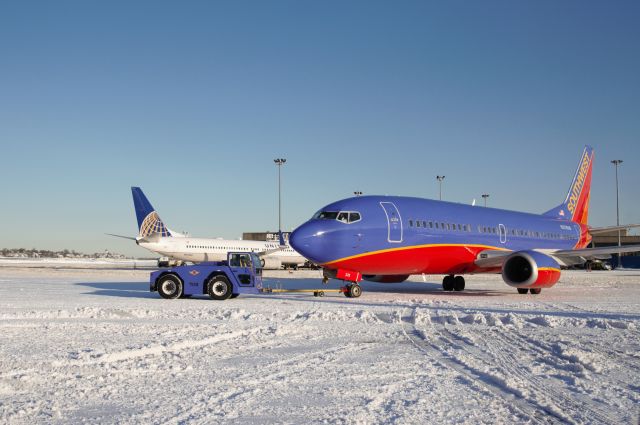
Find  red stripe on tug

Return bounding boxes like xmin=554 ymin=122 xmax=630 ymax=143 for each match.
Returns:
xmin=325 ymin=244 xmax=506 ymax=276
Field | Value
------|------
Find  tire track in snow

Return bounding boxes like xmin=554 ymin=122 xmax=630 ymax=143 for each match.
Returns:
xmin=165 ymin=340 xmax=373 ymax=424
xmin=441 ymin=325 xmax=619 ymax=425
xmin=398 ymin=307 xmax=550 ymax=425
xmin=0 ymin=326 xmax=271 ymax=381
xmin=478 ymin=327 xmax=626 ymax=425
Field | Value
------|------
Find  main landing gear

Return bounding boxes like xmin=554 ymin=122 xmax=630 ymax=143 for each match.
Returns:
xmin=517 ymin=288 xmax=542 ymax=295
xmin=442 ymin=275 xmax=465 ymax=292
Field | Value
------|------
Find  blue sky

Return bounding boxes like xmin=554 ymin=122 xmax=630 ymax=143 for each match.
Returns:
xmin=1 ymin=1 xmax=639 ymax=257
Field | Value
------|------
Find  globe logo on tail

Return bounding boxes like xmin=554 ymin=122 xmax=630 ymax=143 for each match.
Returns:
xmin=139 ymin=211 xmax=171 ymax=238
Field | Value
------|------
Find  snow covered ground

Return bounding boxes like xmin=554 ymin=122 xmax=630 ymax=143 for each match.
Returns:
xmin=0 ymin=265 xmax=638 ymax=424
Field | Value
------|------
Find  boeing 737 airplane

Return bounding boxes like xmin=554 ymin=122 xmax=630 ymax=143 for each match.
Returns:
xmin=290 ymin=146 xmax=640 ymax=295
xmin=109 ymin=187 xmax=306 ymax=269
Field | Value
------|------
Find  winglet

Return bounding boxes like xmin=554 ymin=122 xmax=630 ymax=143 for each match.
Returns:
xmin=543 ymin=145 xmax=594 ymax=225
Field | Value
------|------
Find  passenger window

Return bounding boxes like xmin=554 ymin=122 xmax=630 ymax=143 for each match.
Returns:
xmin=416 ymin=221 xmax=421 ymax=228
xmin=409 ymin=220 xmax=414 ymax=227
xmin=429 ymin=221 xmax=433 ymax=228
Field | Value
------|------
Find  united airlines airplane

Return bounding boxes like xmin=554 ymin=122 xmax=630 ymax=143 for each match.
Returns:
xmin=109 ymin=187 xmax=306 ymax=269
xmin=290 ymin=146 xmax=640 ymax=295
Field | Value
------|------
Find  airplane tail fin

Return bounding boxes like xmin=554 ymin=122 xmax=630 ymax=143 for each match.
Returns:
xmin=131 ymin=187 xmax=172 ymax=238
xmin=543 ymin=145 xmax=594 ymax=225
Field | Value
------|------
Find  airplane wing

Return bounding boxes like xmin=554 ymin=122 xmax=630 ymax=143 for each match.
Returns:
xmin=106 ymin=233 xmax=137 ymax=241
xmin=552 ymin=244 xmax=640 ymax=259
xmin=474 ymin=250 xmax=511 ymax=268
xmin=474 ymin=245 xmax=640 ymax=269
xmin=588 ymin=224 xmax=640 ymax=235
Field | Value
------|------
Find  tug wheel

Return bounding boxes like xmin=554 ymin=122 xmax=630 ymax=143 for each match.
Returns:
xmin=529 ymin=288 xmax=542 ymax=295
xmin=157 ymin=274 xmax=183 ymax=299
xmin=517 ymin=288 xmax=528 ymax=294
xmin=207 ymin=276 xmax=233 ymax=300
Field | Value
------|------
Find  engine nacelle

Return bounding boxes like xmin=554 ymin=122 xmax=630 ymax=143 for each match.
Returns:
xmin=261 ymin=257 xmax=282 ymax=270
xmin=502 ymin=250 xmax=561 ymax=289
xmin=362 ymin=274 xmax=410 ymax=283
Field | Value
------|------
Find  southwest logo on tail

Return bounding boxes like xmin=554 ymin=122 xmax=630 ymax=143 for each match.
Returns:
xmin=290 ymin=145 xmax=640 ymax=296
xmin=544 ymin=145 xmax=594 ymax=225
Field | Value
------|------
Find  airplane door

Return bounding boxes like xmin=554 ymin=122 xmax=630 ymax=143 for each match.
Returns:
xmin=380 ymin=202 xmax=403 ymax=243
xmin=498 ymin=224 xmax=507 ymax=244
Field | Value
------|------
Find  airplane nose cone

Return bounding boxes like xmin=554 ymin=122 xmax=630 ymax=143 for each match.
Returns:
xmin=290 ymin=221 xmax=327 ymax=264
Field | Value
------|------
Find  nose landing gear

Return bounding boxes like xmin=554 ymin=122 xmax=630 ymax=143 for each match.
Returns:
xmin=442 ymin=275 xmax=465 ymax=292
xmin=343 ymin=284 xmax=362 ymax=298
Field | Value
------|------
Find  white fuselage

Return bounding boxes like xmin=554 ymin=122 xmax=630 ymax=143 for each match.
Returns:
xmin=138 ymin=236 xmax=307 ymax=267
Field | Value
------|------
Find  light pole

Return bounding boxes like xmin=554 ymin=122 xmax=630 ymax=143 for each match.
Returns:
xmin=274 ymin=158 xmax=286 ymax=232
xmin=354 ymin=191 xmax=363 ymax=197
xmin=611 ymin=159 xmax=623 ymax=268
xmin=482 ymin=193 xmax=490 ymax=207
xmin=436 ymin=176 xmax=445 ymax=200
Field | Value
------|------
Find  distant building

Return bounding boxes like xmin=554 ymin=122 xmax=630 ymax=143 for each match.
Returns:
xmin=591 ymin=230 xmax=640 ymax=248
xmin=591 ymin=230 xmax=640 ymax=268
xmin=243 ymin=232 xmax=291 ymax=243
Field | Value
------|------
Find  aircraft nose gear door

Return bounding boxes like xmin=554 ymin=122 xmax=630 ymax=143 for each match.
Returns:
xmin=380 ymin=202 xmax=403 ymax=243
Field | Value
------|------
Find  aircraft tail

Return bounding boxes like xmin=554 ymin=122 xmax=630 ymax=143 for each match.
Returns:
xmin=543 ymin=145 xmax=594 ymax=225
xmin=131 ymin=187 xmax=172 ymax=238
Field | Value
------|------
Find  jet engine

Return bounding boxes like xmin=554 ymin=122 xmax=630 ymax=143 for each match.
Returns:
xmin=362 ymin=274 xmax=410 ymax=283
xmin=260 ymin=257 xmax=282 ymax=270
xmin=501 ymin=250 xmax=561 ymax=288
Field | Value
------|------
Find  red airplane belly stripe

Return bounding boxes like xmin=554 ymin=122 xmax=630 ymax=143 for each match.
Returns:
xmin=325 ymin=245 xmax=505 ymax=275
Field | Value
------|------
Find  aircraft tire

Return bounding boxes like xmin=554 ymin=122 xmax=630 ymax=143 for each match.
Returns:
xmin=157 ymin=274 xmax=183 ymax=299
xmin=453 ymin=276 xmax=465 ymax=291
xmin=207 ymin=276 xmax=233 ymax=300
xmin=517 ymin=288 xmax=528 ymax=294
xmin=529 ymin=288 xmax=542 ymax=295
xmin=442 ymin=275 xmax=454 ymax=291
xmin=349 ymin=284 xmax=362 ymax=298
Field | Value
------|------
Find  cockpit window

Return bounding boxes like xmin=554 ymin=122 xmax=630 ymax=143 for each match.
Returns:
xmin=313 ymin=210 xmax=362 ymax=224
xmin=314 ymin=211 xmax=339 ymax=220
